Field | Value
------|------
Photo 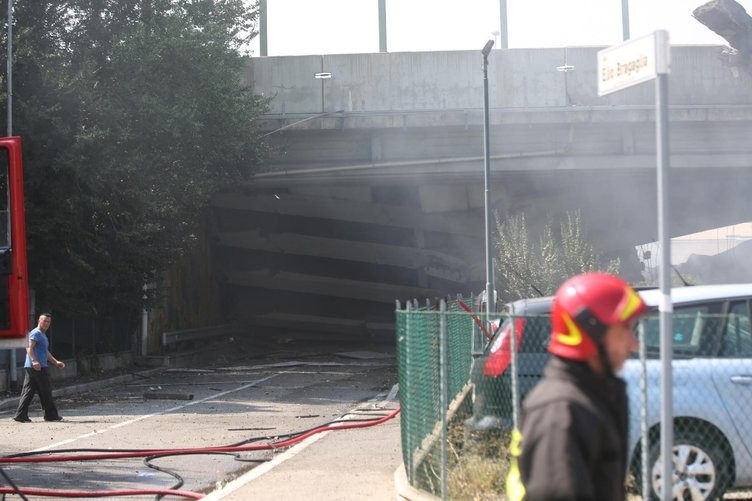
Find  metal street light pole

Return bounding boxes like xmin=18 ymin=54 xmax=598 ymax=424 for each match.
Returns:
xmin=259 ymin=0 xmax=267 ymax=56
xmin=6 ymin=0 xmax=12 ymax=136
xmin=498 ymin=0 xmax=508 ymax=49
xmin=378 ymin=0 xmax=387 ymax=52
xmin=481 ymin=40 xmax=495 ymax=317
xmin=6 ymin=0 xmax=16 ymax=391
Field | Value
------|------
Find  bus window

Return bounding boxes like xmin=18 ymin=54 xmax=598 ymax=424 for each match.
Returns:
xmin=0 ymin=147 xmax=10 ymax=280
xmin=0 ymin=148 xmax=11 ymax=329
xmin=0 ymin=136 xmax=29 ymax=338
xmin=0 ymin=149 xmax=8 ymax=249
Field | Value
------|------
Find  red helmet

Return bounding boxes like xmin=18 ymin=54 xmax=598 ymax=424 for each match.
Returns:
xmin=549 ymin=273 xmax=647 ymax=361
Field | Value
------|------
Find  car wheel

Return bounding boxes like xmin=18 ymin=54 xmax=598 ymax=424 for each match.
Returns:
xmin=644 ymin=429 xmax=731 ymax=501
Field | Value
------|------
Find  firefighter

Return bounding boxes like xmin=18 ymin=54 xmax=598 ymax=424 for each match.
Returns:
xmin=506 ymin=273 xmax=647 ymax=501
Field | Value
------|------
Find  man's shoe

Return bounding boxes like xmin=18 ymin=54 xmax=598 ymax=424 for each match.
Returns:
xmin=44 ymin=416 xmax=63 ymax=422
xmin=13 ymin=416 xmax=31 ymax=423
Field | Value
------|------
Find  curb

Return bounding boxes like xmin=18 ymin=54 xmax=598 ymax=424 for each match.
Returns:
xmin=394 ymin=463 xmax=441 ymax=501
xmin=0 ymin=367 xmax=164 ymax=412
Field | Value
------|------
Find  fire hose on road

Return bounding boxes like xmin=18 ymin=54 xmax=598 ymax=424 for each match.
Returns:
xmin=0 ymin=407 xmax=401 ymax=499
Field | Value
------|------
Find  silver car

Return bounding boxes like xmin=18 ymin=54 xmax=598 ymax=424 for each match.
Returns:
xmin=467 ymin=283 xmax=752 ymax=500
xmin=625 ymin=285 xmax=752 ymax=500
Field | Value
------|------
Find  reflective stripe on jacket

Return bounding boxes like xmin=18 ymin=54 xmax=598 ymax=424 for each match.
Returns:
xmin=505 ymin=428 xmax=525 ymax=501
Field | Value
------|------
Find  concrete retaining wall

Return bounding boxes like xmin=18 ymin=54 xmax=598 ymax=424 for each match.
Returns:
xmin=1 ymin=351 xmax=134 ymax=392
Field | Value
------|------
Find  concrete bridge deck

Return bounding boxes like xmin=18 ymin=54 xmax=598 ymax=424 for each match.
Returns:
xmin=209 ymin=46 xmax=752 ymax=340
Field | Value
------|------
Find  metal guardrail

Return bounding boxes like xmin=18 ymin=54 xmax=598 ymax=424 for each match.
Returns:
xmin=161 ymin=324 xmax=241 ymax=352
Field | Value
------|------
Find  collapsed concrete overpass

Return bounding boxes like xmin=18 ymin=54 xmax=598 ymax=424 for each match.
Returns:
xmin=209 ymin=45 xmax=752 ymax=340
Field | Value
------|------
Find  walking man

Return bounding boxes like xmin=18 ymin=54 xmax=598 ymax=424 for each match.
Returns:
xmin=13 ymin=313 xmax=65 ymax=422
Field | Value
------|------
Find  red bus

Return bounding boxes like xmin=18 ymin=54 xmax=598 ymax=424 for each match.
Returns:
xmin=0 ymin=136 xmax=29 ymax=347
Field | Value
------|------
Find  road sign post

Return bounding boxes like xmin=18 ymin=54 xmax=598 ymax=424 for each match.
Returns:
xmin=598 ymin=30 xmax=672 ymax=501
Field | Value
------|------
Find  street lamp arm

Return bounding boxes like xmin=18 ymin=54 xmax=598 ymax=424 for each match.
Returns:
xmin=482 ymin=39 xmax=495 ymax=57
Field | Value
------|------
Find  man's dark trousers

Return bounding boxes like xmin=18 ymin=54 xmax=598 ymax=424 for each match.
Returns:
xmin=14 ymin=367 xmax=59 ymax=420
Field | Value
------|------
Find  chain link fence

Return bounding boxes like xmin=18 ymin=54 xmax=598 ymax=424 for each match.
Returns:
xmin=396 ymin=295 xmax=752 ymax=500
xmin=395 ymin=297 xmax=476 ymax=498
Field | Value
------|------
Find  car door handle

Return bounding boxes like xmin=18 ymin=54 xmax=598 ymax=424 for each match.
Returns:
xmin=730 ymin=375 xmax=752 ymax=385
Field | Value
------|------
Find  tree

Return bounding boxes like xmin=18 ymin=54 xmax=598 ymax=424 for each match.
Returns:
xmin=495 ymin=210 xmax=620 ymax=301
xmin=0 ymin=0 xmax=269 ymax=315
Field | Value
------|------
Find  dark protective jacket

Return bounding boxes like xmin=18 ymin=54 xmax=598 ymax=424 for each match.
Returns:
xmin=509 ymin=356 xmax=630 ymax=501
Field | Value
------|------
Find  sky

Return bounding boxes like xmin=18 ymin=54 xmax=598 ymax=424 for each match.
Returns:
xmin=248 ymin=0 xmax=750 ymax=57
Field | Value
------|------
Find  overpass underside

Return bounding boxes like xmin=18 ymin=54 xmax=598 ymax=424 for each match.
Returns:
xmin=209 ymin=112 xmax=752 ymax=341
xmin=204 ymin=46 xmax=752 ymax=340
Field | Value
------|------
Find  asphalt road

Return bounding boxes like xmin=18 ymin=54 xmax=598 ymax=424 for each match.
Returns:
xmin=0 ymin=347 xmax=400 ymax=500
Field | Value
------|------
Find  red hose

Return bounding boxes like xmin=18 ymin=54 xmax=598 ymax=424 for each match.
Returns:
xmin=2 ymin=408 xmax=400 ymax=463
xmin=458 ymin=299 xmax=493 ymax=340
xmin=1 ymin=407 xmax=401 ymax=498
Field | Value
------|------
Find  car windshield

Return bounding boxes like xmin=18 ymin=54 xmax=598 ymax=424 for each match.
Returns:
xmin=638 ymin=303 xmax=724 ymax=358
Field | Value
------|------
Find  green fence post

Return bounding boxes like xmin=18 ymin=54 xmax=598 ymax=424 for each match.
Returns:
xmin=405 ymin=299 xmax=414 ymax=484
xmin=439 ymin=299 xmax=448 ymax=500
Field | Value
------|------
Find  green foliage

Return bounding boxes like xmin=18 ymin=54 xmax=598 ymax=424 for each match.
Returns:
xmin=495 ymin=210 xmax=621 ymax=301
xmin=0 ymin=1 xmax=268 ymax=314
